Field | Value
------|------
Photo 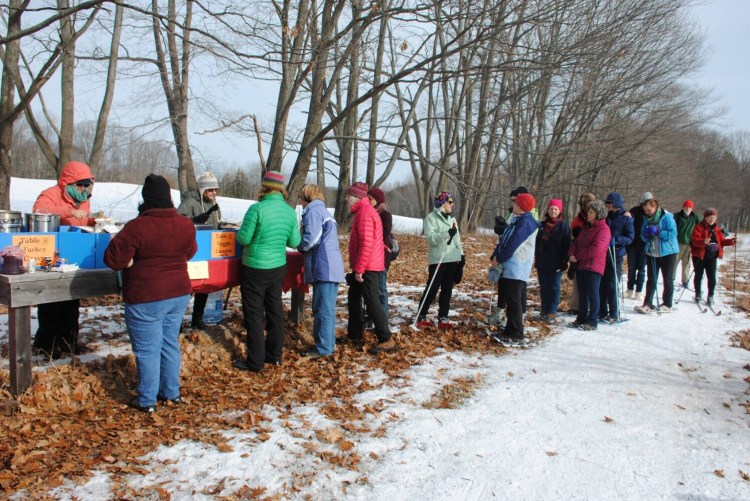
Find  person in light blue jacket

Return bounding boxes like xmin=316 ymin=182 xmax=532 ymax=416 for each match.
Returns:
xmin=297 ymin=184 xmax=345 ymax=359
xmin=635 ymin=196 xmax=679 ymax=314
xmin=490 ymin=193 xmax=540 ymax=344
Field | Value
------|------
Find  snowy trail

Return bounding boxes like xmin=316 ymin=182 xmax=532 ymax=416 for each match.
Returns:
xmin=357 ymin=290 xmax=749 ymax=500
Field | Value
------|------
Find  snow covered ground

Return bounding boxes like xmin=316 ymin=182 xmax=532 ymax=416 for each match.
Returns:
xmin=3 ymin=178 xmax=749 ymax=499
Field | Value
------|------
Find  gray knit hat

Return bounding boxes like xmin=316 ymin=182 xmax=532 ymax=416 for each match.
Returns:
xmin=587 ymin=200 xmax=608 ymax=221
xmin=639 ymin=192 xmax=654 ymax=205
xmin=197 ymin=172 xmax=219 ymax=195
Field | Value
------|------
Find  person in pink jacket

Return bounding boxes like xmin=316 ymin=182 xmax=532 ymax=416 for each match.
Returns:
xmin=343 ymin=182 xmax=396 ymax=354
xmin=31 ymin=161 xmax=97 ymax=358
xmin=567 ymin=200 xmax=611 ymax=331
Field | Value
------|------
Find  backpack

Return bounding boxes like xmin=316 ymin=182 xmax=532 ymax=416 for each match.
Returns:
xmin=389 ymin=236 xmax=400 ymax=260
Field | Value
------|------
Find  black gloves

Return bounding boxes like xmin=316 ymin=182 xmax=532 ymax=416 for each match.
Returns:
xmin=192 ymin=204 xmax=219 ymax=224
xmin=493 ymin=215 xmax=507 ymax=236
xmin=448 ymin=226 xmax=457 ymax=238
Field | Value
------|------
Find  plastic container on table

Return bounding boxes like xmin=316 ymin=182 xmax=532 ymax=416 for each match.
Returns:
xmin=202 ymin=290 xmax=224 ymax=325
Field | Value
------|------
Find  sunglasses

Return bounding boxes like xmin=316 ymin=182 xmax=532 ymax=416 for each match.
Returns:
xmin=204 ymin=188 xmax=218 ymax=193
xmin=76 ymin=182 xmax=92 ymax=187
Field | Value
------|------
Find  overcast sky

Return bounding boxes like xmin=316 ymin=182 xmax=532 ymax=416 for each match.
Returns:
xmin=692 ymin=0 xmax=750 ymax=131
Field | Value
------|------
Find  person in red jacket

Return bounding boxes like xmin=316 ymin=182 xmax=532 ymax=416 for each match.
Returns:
xmin=31 ymin=161 xmax=98 ymax=358
xmin=342 ymin=182 xmax=396 ymax=354
xmin=567 ymin=200 xmax=611 ymax=331
xmin=690 ymin=208 xmax=735 ymax=306
xmin=566 ymin=192 xmax=596 ymax=315
xmin=104 ymin=174 xmax=197 ymax=413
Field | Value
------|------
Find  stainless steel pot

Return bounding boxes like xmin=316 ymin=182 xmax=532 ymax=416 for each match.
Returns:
xmin=0 ymin=210 xmax=23 ymax=233
xmin=24 ymin=213 xmax=60 ymax=233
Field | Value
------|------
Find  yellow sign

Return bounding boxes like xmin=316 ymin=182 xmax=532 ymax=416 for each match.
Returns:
xmin=211 ymin=232 xmax=236 ymax=258
xmin=12 ymin=234 xmax=56 ymax=266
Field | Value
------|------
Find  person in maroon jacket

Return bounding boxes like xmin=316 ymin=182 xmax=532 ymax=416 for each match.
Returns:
xmin=342 ymin=182 xmax=396 ymax=354
xmin=104 ymin=174 xmax=198 ymax=413
xmin=567 ymin=200 xmax=611 ymax=331
xmin=690 ymin=208 xmax=735 ymax=306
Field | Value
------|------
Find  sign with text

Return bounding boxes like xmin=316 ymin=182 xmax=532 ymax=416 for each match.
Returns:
xmin=211 ymin=232 xmax=236 ymax=258
xmin=12 ymin=234 xmax=56 ymax=266
xmin=187 ymin=261 xmax=209 ymax=280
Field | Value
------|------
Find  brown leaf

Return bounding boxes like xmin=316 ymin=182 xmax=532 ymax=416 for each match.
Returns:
xmin=603 ymin=416 xmax=615 ymax=423
xmin=714 ymin=469 xmax=725 ymax=478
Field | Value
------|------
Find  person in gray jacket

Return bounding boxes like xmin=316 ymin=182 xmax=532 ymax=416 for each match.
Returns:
xmin=177 ymin=171 xmax=222 ymax=329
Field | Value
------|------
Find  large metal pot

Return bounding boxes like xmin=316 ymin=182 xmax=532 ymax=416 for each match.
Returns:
xmin=0 ymin=210 xmax=23 ymax=233
xmin=24 ymin=213 xmax=60 ymax=233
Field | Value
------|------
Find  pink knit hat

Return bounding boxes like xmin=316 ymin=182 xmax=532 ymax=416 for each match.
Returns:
xmin=347 ymin=182 xmax=369 ymax=199
xmin=547 ymin=198 xmax=563 ymax=213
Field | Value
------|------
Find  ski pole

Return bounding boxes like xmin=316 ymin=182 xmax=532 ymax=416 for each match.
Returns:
xmin=609 ymin=244 xmax=623 ymax=321
xmin=412 ymin=244 xmax=451 ymax=328
xmin=674 ymin=269 xmax=694 ymax=304
xmin=732 ymin=229 xmax=737 ymax=309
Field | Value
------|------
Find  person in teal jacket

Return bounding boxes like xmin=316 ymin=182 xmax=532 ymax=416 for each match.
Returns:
xmin=635 ymin=196 xmax=679 ymax=314
xmin=234 ymin=171 xmax=301 ymax=372
xmin=416 ymin=191 xmax=464 ymax=329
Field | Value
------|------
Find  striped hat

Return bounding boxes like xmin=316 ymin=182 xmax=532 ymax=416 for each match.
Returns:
xmin=262 ymin=170 xmax=285 ymax=191
xmin=348 ymin=182 xmax=369 ymax=199
xmin=197 ymin=172 xmax=219 ymax=195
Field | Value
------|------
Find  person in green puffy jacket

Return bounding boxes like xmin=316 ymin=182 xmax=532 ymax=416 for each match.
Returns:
xmin=233 ymin=171 xmax=301 ymax=373
xmin=415 ymin=191 xmax=464 ymax=329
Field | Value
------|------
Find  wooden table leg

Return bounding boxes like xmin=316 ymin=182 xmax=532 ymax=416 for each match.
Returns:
xmin=8 ymin=306 xmax=32 ymax=396
xmin=290 ymin=290 xmax=305 ymax=325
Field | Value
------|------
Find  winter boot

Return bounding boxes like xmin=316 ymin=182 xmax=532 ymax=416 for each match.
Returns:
xmin=416 ymin=315 xmax=433 ymax=328
xmin=706 ymin=295 xmax=714 ymax=306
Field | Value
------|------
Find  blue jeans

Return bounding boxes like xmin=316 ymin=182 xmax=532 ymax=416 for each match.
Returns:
xmin=537 ymin=268 xmax=562 ymax=315
xmin=312 ymin=281 xmax=339 ymax=355
xmin=576 ymin=270 xmax=601 ymax=327
xmin=125 ymin=294 xmax=190 ymax=406
xmin=378 ymin=270 xmax=389 ymax=318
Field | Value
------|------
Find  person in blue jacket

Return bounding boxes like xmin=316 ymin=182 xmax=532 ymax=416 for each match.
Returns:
xmin=490 ymin=193 xmax=540 ymax=344
xmin=297 ymin=184 xmax=346 ymax=359
xmin=635 ymin=196 xmax=679 ymax=314
xmin=599 ymin=192 xmax=634 ymax=322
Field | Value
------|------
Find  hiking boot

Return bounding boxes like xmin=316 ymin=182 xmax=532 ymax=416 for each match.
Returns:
xmin=578 ymin=323 xmax=597 ymax=331
xmin=336 ymin=336 xmax=366 ymax=346
xmin=634 ymin=304 xmax=654 ymax=314
xmin=233 ymin=359 xmax=262 ymax=372
xmin=368 ymin=338 xmax=398 ymax=354
xmin=694 ymin=293 xmax=701 ymax=303
xmin=300 ymin=351 xmax=328 ymax=360
xmin=363 ymin=318 xmax=375 ymax=330
xmin=437 ymin=317 xmax=453 ymax=329
xmin=657 ymin=305 xmax=672 ymax=313
xmin=416 ymin=316 xmax=433 ymax=328
xmin=706 ymin=296 xmax=714 ymax=306
xmin=568 ymin=320 xmax=584 ymax=328
xmin=157 ymin=395 xmax=183 ymax=405
xmin=129 ymin=397 xmax=156 ymax=414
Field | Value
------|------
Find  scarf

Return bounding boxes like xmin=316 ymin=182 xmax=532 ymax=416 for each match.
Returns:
xmin=65 ymin=184 xmax=89 ymax=205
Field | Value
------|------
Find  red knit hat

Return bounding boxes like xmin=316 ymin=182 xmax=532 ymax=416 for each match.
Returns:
xmin=683 ymin=200 xmax=694 ymax=209
xmin=262 ymin=170 xmax=285 ymax=191
xmin=368 ymin=187 xmax=386 ymax=205
xmin=347 ymin=182 xmax=369 ymax=199
xmin=703 ymin=208 xmax=717 ymax=217
xmin=515 ymin=193 xmax=535 ymax=212
xmin=547 ymin=198 xmax=563 ymax=213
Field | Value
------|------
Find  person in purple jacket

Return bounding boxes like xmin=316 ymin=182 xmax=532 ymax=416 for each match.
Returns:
xmin=296 ymin=184 xmax=346 ymax=359
xmin=567 ymin=200 xmax=611 ymax=331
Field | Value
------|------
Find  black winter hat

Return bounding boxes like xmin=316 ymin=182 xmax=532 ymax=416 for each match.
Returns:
xmin=142 ymin=174 xmax=173 ymax=206
xmin=510 ymin=186 xmax=529 ymax=197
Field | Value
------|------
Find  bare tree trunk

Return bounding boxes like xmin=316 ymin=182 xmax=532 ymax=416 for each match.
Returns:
xmin=57 ymin=0 xmax=75 ymax=171
xmin=152 ymin=0 xmax=196 ymax=193
xmin=89 ymin=3 xmax=123 ymax=176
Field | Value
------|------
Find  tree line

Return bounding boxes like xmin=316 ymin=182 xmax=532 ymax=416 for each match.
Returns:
xmin=1 ymin=0 xmax=748 ymax=231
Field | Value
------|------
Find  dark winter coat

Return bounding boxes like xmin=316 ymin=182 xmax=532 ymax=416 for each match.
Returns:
xmin=674 ymin=209 xmax=700 ymax=245
xmin=690 ymin=220 xmax=735 ymax=260
xmin=177 ymin=190 xmax=222 ymax=229
xmin=492 ymin=212 xmax=540 ymax=281
xmin=568 ymin=218 xmax=611 ymax=276
xmin=535 ymin=217 xmax=571 ymax=272
xmin=606 ymin=208 xmax=634 ymax=257
xmin=627 ymin=205 xmax=647 ymax=251
xmin=104 ymin=208 xmax=197 ymax=304
xmin=570 ymin=211 xmax=587 ymax=240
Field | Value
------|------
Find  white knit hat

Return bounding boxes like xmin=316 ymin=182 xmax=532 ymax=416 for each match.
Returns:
xmin=197 ymin=172 xmax=219 ymax=195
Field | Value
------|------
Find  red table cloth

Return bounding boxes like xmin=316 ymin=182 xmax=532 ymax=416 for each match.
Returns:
xmin=190 ymin=251 xmax=308 ymax=294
